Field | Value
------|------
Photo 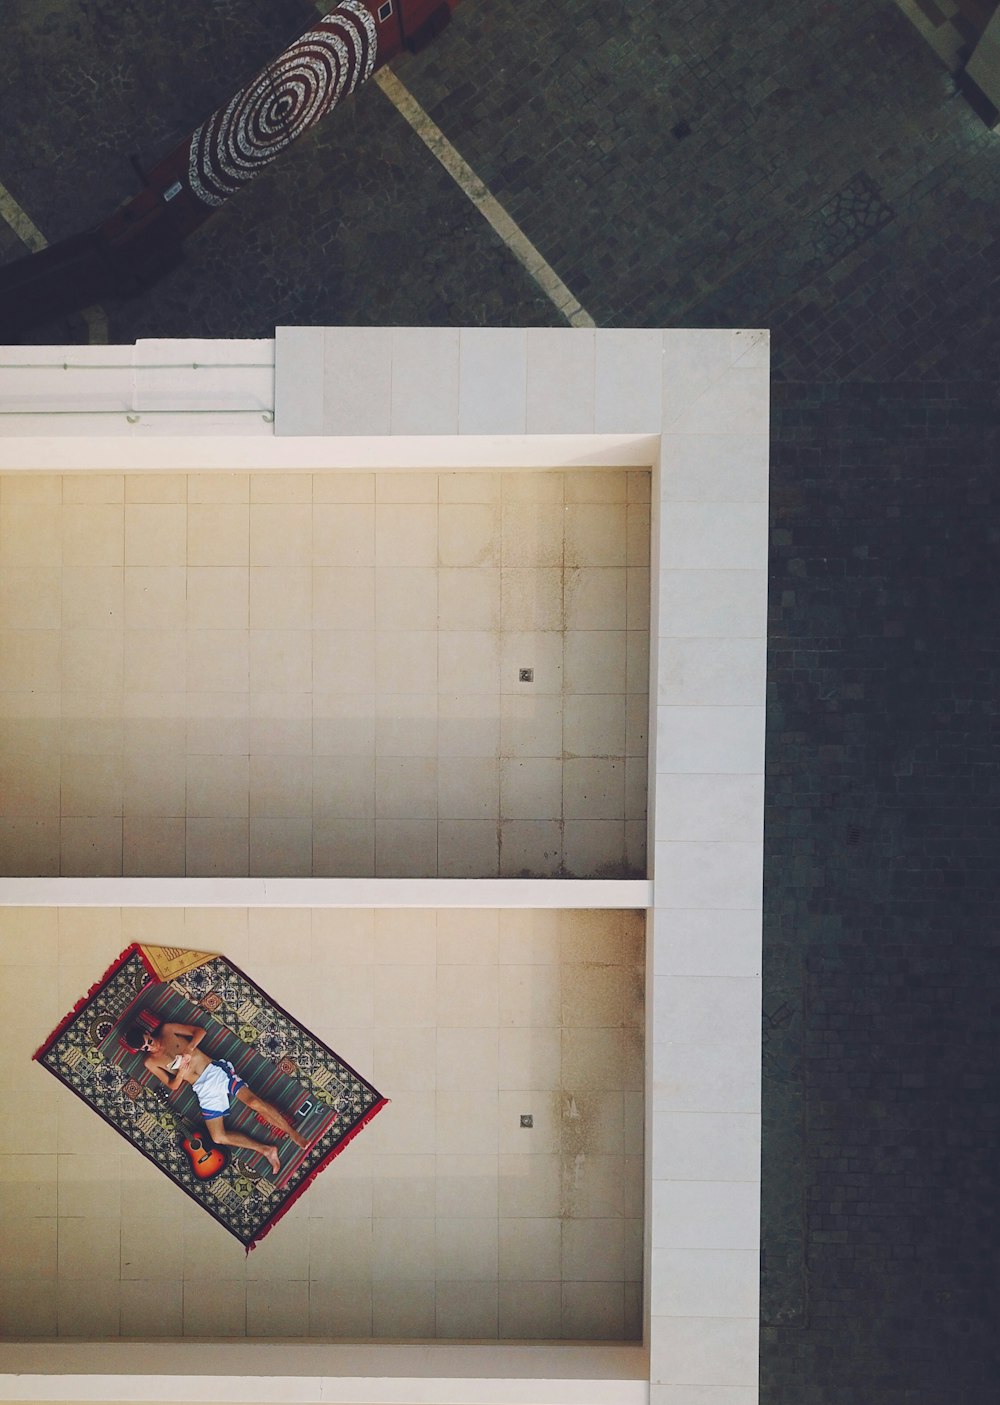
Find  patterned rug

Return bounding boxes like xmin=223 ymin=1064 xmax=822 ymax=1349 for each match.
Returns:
xmin=33 ymin=944 xmax=386 ymax=1248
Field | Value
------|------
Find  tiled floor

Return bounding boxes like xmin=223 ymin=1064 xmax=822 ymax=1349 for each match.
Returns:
xmin=0 ymin=468 xmax=650 ymax=879
xmin=0 ymin=905 xmax=644 ymax=1341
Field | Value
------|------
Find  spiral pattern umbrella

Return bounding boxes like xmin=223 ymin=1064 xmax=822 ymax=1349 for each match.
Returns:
xmin=186 ymin=1 xmax=379 ymax=209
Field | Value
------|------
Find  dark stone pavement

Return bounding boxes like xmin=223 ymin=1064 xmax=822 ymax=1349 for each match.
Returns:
xmin=2 ymin=1 xmax=999 ymax=1399
xmin=762 ymin=382 xmax=999 ymax=1402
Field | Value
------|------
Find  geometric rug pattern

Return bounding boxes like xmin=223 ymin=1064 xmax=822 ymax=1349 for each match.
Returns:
xmin=33 ymin=944 xmax=386 ymax=1248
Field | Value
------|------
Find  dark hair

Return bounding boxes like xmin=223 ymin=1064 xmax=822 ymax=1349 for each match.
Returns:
xmin=123 ymin=1016 xmax=161 ymax=1053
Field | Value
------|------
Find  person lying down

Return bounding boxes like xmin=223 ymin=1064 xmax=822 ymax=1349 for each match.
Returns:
xmin=124 ymin=1017 xmax=310 ymax=1174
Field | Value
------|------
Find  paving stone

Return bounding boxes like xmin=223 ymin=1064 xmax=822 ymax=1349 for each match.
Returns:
xmin=1 ymin=1 xmax=996 ymax=378
xmin=762 ymin=382 xmax=1000 ymax=1404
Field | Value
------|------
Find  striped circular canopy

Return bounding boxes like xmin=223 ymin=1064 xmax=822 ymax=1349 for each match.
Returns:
xmin=187 ymin=2 xmax=379 ymax=209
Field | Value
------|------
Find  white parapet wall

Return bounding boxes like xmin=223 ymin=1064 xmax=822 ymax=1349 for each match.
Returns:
xmin=0 ymin=326 xmax=768 ymax=1405
xmin=0 ymin=340 xmax=275 ymax=435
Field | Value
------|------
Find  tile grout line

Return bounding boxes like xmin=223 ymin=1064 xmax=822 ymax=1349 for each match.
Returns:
xmin=16 ymin=474 xmax=641 ymax=878
xmin=0 ymin=176 xmax=109 ymax=344
xmin=373 ymin=68 xmax=596 ymax=330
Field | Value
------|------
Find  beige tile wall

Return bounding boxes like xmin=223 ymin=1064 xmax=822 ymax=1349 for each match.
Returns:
xmin=0 ymin=470 xmax=649 ymax=878
xmin=0 ymin=906 xmax=644 ymax=1341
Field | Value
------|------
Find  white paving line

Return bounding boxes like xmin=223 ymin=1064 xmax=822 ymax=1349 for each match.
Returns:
xmin=374 ymin=67 xmax=596 ymax=329
xmin=0 ymin=177 xmax=108 ymax=344
xmin=0 ymin=177 xmax=47 ymax=254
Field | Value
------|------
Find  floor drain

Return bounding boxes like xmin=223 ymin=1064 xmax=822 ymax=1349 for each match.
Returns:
xmin=520 ymin=1114 xmax=533 ymax=1128
xmin=518 ymin=668 xmax=534 ymax=683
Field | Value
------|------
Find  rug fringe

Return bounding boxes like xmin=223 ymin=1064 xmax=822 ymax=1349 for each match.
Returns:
xmin=33 ymin=944 xmax=387 ymax=1253
xmin=32 ymin=944 xmax=144 ymax=1062
xmin=245 ymin=1096 xmax=389 ymax=1253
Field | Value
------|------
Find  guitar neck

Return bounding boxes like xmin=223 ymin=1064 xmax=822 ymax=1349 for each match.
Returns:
xmin=151 ymin=1083 xmax=198 ymax=1137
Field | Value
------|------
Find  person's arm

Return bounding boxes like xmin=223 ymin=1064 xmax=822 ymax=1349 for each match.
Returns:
xmin=186 ymin=1025 xmax=208 ymax=1054
xmin=153 ymin=1024 xmax=208 ymax=1089
xmin=163 ymin=1021 xmax=207 ymax=1052
xmin=143 ymin=1056 xmax=177 ymax=1091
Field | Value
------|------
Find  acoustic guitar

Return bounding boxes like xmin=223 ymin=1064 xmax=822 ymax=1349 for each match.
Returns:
xmin=150 ymin=1084 xmax=229 ymax=1180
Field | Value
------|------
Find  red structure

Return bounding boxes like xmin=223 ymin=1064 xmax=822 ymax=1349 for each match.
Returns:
xmin=0 ymin=1 xmax=461 ymax=338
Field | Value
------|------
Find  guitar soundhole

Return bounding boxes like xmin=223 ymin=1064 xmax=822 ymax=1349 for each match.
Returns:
xmin=151 ymin=1084 xmax=228 ymax=1179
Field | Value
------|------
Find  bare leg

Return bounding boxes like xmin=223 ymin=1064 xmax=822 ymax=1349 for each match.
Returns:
xmin=236 ymin=1085 xmax=309 ymax=1148
xmin=205 ymin=1115 xmax=280 ymax=1175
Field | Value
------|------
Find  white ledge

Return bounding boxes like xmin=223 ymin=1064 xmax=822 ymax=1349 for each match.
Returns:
xmin=0 ymin=878 xmax=653 ymax=909
xmin=0 ymin=1344 xmax=649 ymax=1403
xmin=0 ymin=433 xmax=659 ymax=469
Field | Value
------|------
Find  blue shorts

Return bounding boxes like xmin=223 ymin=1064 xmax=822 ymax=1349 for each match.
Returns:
xmin=192 ymin=1059 xmax=246 ymax=1119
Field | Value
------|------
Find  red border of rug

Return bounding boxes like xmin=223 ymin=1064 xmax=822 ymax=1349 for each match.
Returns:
xmin=245 ymin=1092 xmax=387 ymax=1250
xmin=32 ymin=944 xmax=147 ymax=1061
xmin=32 ymin=943 xmax=388 ymax=1249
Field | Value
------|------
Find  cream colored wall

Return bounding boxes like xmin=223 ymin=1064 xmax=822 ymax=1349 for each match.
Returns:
xmin=0 ymin=467 xmax=649 ymax=880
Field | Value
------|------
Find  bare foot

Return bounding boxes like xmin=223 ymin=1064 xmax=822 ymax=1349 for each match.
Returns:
xmin=263 ymin=1145 xmax=280 ymax=1175
xmin=290 ymin=1130 xmax=309 ymax=1149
